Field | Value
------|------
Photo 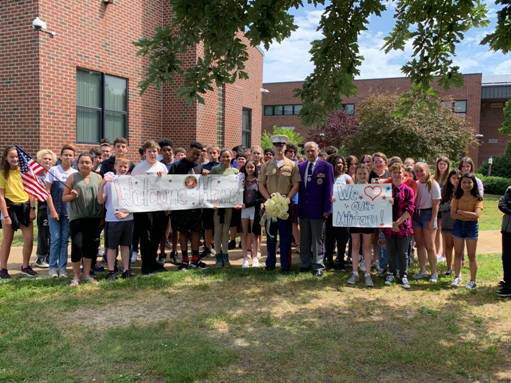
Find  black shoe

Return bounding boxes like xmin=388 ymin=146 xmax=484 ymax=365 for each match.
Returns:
xmin=177 ymin=262 xmax=189 ymax=271
xmin=228 ymin=240 xmax=236 ymax=250
xmin=191 ymin=260 xmax=208 ymax=269
xmin=122 ymin=270 xmax=133 ymax=279
xmin=158 ymin=253 xmax=166 ymax=265
xmin=0 ymin=268 xmax=11 ymax=279
xmin=313 ymin=269 xmax=324 ymax=277
xmin=498 ymin=280 xmax=506 ymax=288
xmin=94 ymin=265 xmax=105 ymax=273
xmin=169 ymin=251 xmax=178 ymax=265
xmin=265 ymin=266 xmax=275 ymax=271
xmin=153 ymin=263 xmax=167 ymax=273
xmin=35 ymin=257 xmax=49 ymax=268
xmin=325 ymin=261 xmax=335 ymax=271
xmin=498 ymin=287 xmax=511 ymax=297
xmin=20 ymin=266 xmax=38 ymax=277
xmin=200 ymin=248 xmax=212 ymax=259
xmin=299 ymin=266 xmax=312 ymax=273
xmin=106 ymin=271 xmax=117 ymax=280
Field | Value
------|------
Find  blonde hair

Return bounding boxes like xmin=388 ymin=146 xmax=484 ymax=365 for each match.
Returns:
xmin=414 ymin=162 xmax=435 ymax=191
xmin=36 ymin=149 xmax=57 ymax=164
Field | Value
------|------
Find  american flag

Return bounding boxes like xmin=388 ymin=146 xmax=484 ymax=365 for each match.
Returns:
xmin=15 ymin=146 xmax=49 ymax=202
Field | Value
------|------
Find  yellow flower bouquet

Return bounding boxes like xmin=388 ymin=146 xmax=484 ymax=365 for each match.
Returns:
xmin=261 ymin=193 xmax=290 ymax=237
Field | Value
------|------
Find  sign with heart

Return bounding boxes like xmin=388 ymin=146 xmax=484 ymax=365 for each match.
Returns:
xmin=332 ymin=184 xmax=392 ymax=228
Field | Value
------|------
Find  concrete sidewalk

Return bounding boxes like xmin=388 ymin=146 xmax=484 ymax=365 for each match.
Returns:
xmin=4 ymin=230 xmax=502 ymax=276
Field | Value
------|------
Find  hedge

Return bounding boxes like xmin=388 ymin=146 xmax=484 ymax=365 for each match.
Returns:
xmin=476 ymin=174 xmax=510 ymax=195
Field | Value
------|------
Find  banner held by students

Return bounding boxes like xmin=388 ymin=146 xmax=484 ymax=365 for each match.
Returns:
xmin=112 ymin=174 xmax=243 ymax=212
xmin=333 ymin=184 xmax=392 ymax=228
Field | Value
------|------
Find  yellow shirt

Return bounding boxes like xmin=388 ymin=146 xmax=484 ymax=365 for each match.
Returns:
xmin=0 ymin=169 xmax=29 ymax=204
xmin=451 ymin=194 xmax=483 ymax=221
xmin=259 ymin=157 xmax=301 ymax=196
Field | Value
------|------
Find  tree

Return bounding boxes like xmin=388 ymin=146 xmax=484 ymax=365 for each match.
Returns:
xmin=306 ymin=110 xmax=359 ymax=149
xmin=261 ymin=126 xmax=304 ymax=149
xmin=135 ymin=0 xmax=510 ymax=125
xmin=347 ymin=94 xmax=475 ymax=161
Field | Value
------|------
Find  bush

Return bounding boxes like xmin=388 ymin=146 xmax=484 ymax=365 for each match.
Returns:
xmin=478 ymin=154 xmax=511 ymax=178
xmin=476 ymin=174 xmax=511 ymax=195
xmin=261 ymin=126 xmax=304 ymax=149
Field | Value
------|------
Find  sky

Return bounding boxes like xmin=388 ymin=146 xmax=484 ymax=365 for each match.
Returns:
xmin=262 ymin=1 xmax=511 ymax=83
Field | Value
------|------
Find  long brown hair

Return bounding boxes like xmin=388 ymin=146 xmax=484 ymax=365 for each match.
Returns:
xmin=434 ymin=156 xmax=451 ymax=186
xmin=2 ymin=145 xmax=17 ymax=180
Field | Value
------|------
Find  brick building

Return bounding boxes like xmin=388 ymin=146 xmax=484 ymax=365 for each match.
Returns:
xmin=262 ymin=73 xmax=511 ymax=165
xmin=0 ymin=0 xmax=263 ymax=158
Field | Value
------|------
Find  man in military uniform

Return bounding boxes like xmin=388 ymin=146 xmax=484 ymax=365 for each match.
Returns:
xmin=298 ymin=141 xmax=334 ymax=277
xmin=259 ymin=135 xmax=301 ymax=272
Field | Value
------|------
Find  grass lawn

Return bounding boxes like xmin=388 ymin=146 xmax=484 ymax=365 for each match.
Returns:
xmin=1 ymin=254 xmax=510 ymax=382
xmin=479 ymin=194 xmax=502 ymax=231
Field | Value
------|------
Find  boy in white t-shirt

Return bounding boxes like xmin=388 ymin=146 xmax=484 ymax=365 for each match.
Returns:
xmin=97 ymin=156 xmax=134 ymax=279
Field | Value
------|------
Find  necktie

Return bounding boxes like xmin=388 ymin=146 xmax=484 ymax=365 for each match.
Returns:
xmin=305 ymin=161 xmax=313 ymax=188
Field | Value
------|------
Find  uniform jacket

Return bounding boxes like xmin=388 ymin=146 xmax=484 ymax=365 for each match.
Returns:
xmin=298 ymin=159 xmax=334 ymax=219
xmin=499 ymin=186 xmax=511 ymax=233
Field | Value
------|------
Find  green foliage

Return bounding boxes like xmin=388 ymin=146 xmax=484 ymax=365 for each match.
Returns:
xmin=136 ymin=1 xmax=510 ymax=125
xmin=498 ymin=99 xmax=511 ymax=136
xmin=261 ymin=126 xmax=304 ymax=149
xmin=347 ymin=93 xmax=475 ymax=161
xmin=478 ymin=153 xmax=511 ymax=178
xmin=476 ymin=174 xmax=510 ymax=195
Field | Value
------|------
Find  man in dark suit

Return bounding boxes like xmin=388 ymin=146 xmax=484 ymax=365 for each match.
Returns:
xmin=298 ymin=141 xmax=334 ymax=276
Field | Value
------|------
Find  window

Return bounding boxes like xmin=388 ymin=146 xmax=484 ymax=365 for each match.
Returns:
xmin=76 ymin=69 xmax=127 ymax=143
xmin=343 ymin=103 xmax=355 ymax=116
xmin=274 ymin=105 xmax=284 ymax=116
xmin=453 ymin=100 xmax=467 ymax=114
xmin=293 ymin=104 xmax=303 ymax=115
xmin=264 ymin=105 xmax=274 ymax=116
xmin=242 ymin=108 xmax=252 ymax=148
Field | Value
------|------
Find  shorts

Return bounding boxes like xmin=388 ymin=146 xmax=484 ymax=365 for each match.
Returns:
xmin=413 ymin=209 xmax=437 ymax=229
xmin=202 ymin=209 xmax=214 ymax=230
xmin=350 ymin=227 xmax=375 ymax=235
xmin=105 ymin=220 xmax=134 ymax=249
xmin=171 ymin=209 xmax=202 ymax=233
xmin=2 ymin=199 xmax=31 ymax=231
xmin=241 ymin=206 xmax=255 ymax=220
xmin=452 ymin=220 xmax=478 ymax=240
xmin=70 ymin=217 xmax=101 ymax=263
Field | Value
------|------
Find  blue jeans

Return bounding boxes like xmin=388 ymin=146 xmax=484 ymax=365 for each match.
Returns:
xmin=265 ymin=218 xmax=292 ymax=271
xmin=48 ymin=214 xmax=70 ymax=270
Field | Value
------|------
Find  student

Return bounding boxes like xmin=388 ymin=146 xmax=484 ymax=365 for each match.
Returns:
xmin=346 ymin=155 xmax=358 ymax=179
xmin=100 ymin=141 xmax=112 ymax=162
xmin=263 ymin=148 xmax=274 ymax=163
xmin=132 ymin=140 xmax=168 ymax=274
xmin=450 ymin=173 xmax=483 ymax=289
xmin=99 ymin=137 xmax=130 ymax=176
xmin=324 ymin=155 xmax=352 ymax=271
xmin=498 ymin=186 xmax=511 ymax=297
xmin=369 ymin=152 xmax=389 ymax=183
xmin=251 ymin=145 xmax=264 ymax=172
xmin=0 ymin=146 xmax=38 ymax=279
xmin=458 ymin=157 xmax=484 ymax=197
xmin=159 ymin=139 xmax=174 ymax=171
xmin=168 ymin=142 xmax=206 ymax=270
xmin=35 ymin=149 xmax=57 ymax=268
xmin=439 ymin=169 xmax=461 ymax=276
xmin=347 ymin=164 xmax=375 ymax=287
xmin=97 ymin=156 xmax=134 ymax=279
xmin=211 ymin=149 xmax=240 ymax=267
xmin=285 ymin=144 xmax=300 ymax=252
xmin=412 ymin=162 xmax=441 ymax=283
xmin=434 ymin=156 xmax=451 ymax=260
xmin=46 ymin=145 xmax=77 ymax=278
xmin=240 ymin=160 xmax=262 ymax=268
xmin=174 ymin=147 xmax=186 ymax=161
xmin=63 ymin=152 xmax=103 ymax=286
xmin=157 ymin=139 xmax=174 ymax=264
xmin=200 ymin=146 xmax=221 ymax=258
xmin=383 ymin=163 xmax=415 ymax=289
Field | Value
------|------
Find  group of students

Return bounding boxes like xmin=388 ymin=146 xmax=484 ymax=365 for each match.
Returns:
xmin=0 ymin=135 xmax=507 ymax=296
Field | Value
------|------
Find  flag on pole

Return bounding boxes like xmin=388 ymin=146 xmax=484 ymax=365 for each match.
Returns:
xmin=15 ymin=146 xmax=49 ymax=202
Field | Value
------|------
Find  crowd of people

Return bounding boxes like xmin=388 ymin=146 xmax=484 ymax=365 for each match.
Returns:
xmin=0 ymin=135 xmax=509 ymax=297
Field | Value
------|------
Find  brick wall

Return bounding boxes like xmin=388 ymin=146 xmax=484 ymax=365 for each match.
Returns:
xmin=479 ymin=100 xmax=508 ymax=164
xmin=262 ymin=74 xmax=483 ymax=163
xmin=0 ymin=0 xmax=40 ymax=154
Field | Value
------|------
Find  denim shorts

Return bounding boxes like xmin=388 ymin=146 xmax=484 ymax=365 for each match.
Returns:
xmin=452 ymin=220 xmax=478 ymax=240
xmin=413 ymin=209 xmax=437 ymax=229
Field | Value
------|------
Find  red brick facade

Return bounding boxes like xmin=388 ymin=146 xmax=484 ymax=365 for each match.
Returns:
xmin=262 ymin=74 xmax=504 ymax=165
xmin=0 ymin=0 xmax=263 ymax=158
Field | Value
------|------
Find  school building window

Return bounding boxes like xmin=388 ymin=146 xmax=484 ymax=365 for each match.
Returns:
xmin=453 ymin=100 xmax=467 ymax=114
xmin=242 ymin=108 xmax=252 ymax=148
xmin=76 ymin=69 xmax=128 ymax=144
xmin=342 ymin=103 xmax=355 ymax=115
xmin=263 ymin=104 xmax=303 ymax=116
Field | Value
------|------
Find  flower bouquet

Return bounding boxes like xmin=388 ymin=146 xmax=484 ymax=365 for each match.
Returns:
xmin=261 ymin=193 xmax=290 ymax=238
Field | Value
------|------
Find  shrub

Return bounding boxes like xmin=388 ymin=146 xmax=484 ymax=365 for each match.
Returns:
xmin=478 ymin=154 xmax=511 ymax=178
xmin=261 ymin=126 xmax=304 ymax=149
xmin=476 ymin=174 xmax=511 ymax=195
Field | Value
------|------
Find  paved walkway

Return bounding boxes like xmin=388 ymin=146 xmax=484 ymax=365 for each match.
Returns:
xmin=4 ymin=230 xmax=502 ymax=277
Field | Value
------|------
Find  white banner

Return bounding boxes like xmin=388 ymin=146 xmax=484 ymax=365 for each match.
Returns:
xmin=112 ymin=175 xmax=243 ymax=212
xmin=333 ymin=184 xmax=393 ymax=228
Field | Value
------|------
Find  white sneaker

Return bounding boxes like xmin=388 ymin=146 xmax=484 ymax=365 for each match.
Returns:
xmin=451 ymin=276 xmax=462 ymax=287
xmin=401 ymin=276 xmax=411 ymax=289
xmin=347 ymin=272 xmax=359 ymax=285
xmin=48 ymin=268 xmax=59 ymax=278
xmin=413 ymin=271 xmax=429 ymax=280
xmin=131 ymin=251 xmax=138 ymax=263
xmin=241 ymin=257 xmax=250 ymax=268
xmin=252 ymin=257 xmax=260 ymax=267
xmin=436 ymin=255 xmax=446 ymax=263
xmin=465 ymin=281 xmax=477 ymax=290
xmin=385 ymin=274 xmax=395 ymax=286
xmin=59 ymin=269 xmax=68 ymax=278
xmin=429 ymin=273 xmax=439 ymax=283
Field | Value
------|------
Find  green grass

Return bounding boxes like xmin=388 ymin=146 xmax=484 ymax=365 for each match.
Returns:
xmin=479 ymin=194 xmax=501 ymax=231
xmin=1 ymin=254 xmax=510 ymax=382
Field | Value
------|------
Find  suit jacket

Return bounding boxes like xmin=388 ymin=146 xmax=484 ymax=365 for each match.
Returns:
xmin=298 ymin=159 xmax=334 ymax=219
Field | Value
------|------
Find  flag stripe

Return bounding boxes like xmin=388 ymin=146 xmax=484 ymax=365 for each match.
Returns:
xmin=16 ymin=146 xmax=49 ymax=202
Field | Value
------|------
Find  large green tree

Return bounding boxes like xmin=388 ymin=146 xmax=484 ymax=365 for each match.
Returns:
xmin=136 ymin=0 xmax=510 ymax=125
